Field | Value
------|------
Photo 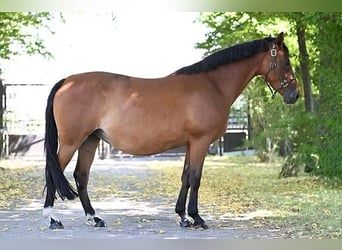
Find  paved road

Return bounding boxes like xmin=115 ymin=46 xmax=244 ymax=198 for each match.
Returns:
xmin=0 ymin=157 xmax=284 ymax=239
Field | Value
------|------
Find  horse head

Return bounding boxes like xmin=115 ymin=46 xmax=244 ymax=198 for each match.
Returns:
xmin=260 ymin=32 xmax=300 ymax=104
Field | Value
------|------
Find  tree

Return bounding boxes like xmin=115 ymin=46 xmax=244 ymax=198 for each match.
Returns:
xmin=0 ymin=12 xmax=54 ymax=61
xmin=294 ymin=15 xmax=314 ymax=113
xmin=0 ymin=12 xmax=54 ymax=157
xmin=313 ymin=13 xmax=342 ymax=181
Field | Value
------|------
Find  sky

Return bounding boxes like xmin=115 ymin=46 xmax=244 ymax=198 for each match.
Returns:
xmin=0 ymin=12 xmax=208 ymax=133
xmin=1 ymin=12 xmax=207 ymax=85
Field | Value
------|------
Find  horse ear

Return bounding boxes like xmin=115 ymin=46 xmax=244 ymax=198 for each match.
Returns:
xmin=276 ymin=32 xmax=284 ymax=47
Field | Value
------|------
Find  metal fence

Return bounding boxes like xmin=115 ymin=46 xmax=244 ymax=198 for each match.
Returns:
xmin=0 ymin=82 xmax=49 ymax=157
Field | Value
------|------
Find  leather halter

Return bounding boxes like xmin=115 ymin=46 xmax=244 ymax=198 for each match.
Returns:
xmin=262 ymin=43 xmax=296 ymax=99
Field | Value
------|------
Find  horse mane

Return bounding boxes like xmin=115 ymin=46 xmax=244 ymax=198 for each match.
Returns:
xmin=175 ymin=37 xmax=279 ymax=75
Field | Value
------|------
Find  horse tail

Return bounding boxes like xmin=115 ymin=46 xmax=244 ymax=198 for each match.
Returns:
xmin=44 ymin=79 xmax=78 ymax=201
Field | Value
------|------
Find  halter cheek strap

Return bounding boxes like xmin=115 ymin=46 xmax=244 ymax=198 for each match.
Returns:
xmin=262 ymin=44 xmax=277 ymax=98
xmin=262 ymin=44 xmax=296 ymax=99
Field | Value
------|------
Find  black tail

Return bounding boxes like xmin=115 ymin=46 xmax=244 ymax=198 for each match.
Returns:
xmin=44 ymin=79 xmax=78 ymax=200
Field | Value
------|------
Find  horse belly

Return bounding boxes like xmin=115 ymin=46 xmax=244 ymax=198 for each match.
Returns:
xmin=101 ymin=120 xmax=188 ymax=156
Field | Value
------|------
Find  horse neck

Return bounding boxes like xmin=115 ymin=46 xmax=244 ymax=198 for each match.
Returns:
xmin=205 ymin=52 xmax=265 ymax=108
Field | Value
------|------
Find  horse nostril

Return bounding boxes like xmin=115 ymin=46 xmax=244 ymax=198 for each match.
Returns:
xmin=296 ymin=92 xmax=300 ymax=100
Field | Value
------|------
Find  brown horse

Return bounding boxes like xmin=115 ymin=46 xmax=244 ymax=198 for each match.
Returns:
xmin=43 ymin=32 xmax=299 ymax=230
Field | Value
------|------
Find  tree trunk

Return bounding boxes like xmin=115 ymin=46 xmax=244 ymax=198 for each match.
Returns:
xmin=296 ymin=24 xmax=314 ymax=113
xmin=0 ymin=79 xmax=3 ymax=158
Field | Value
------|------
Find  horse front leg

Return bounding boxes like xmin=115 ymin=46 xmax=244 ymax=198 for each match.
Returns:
xmin=187 ymin=140 xmax=209 ymax=229
xmin=175 ymin=146 xmax=192 ymax=227
xmin=188 ymin=170 xmax=208 ymax=229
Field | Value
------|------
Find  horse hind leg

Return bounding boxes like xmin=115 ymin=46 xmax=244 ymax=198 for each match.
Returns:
xmin=43 ymin=144 xmax=78 ymax=229
xmin=43 ymin=187 xmax=63 ymax=229
xmin=74 ymin=133 xmax=106 ymax=227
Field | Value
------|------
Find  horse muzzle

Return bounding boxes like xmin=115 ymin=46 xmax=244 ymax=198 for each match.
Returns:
xmin=284 ymin=87 xmax=300 ymax=104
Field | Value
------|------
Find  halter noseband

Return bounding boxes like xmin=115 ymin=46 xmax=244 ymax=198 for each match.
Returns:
xmin=262 ymin=43 xmax=296 ymax=99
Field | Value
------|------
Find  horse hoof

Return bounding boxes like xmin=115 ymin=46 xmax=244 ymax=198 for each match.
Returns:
xmin=49 ymin=219 xmax=64 ymax=230
xmin=193 ymin=222 xmax=208 ymax=230
xmin=94 ymin=217 xmax=107 ymax=227
xmin=179 ymin=218 xmax=192 ymax=228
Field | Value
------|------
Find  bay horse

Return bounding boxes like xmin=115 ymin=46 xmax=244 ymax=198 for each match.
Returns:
xmin=43 ymin=32 xmax=299 ymax=230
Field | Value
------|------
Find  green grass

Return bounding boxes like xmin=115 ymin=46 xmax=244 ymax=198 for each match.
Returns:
xmin=1 ymin=155 xmax=341 ymax=238
xmin=202 ymin=156 xmax=342 ymax=239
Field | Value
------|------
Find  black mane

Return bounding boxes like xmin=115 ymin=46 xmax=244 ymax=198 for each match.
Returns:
xmin=175 ymin=37 xmax=277 ymax=75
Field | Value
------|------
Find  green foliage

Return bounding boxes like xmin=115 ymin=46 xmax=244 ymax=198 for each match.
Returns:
xmin=196 ymin=12 xmax=295 ymax=55
xmin=313 ymin=13 xmax=342 ymax=180
xmin=196 ymin=12 xmax=262 ymax=54
xmin=246 ymin=78 xmax=296 ymax=162
xmin=0 ymin=12 xmax=53 ymax=62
